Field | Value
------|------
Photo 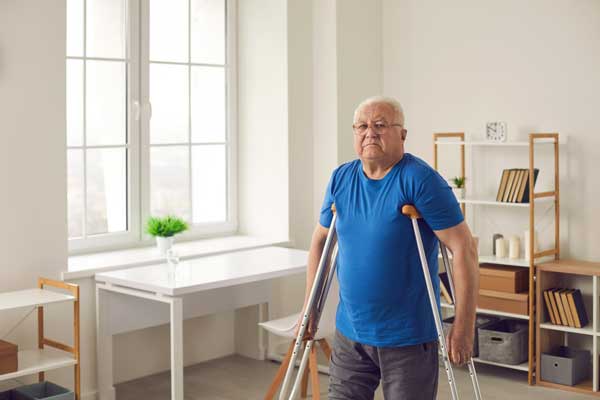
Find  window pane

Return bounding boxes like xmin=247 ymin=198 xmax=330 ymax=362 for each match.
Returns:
xmin=150 ymin=63 xmax=189 ymax=144
xmin=191 ymin=67 xmax=225 ymax=143
xmin=150 ymin=0 xmax=188 ymax=62
xmin=192 ymin=145 xmax=226 ymax=223
xmin=67 ymin=59 xmax=84 ymax=147
xmin=86 ymin=0 xmax=126 ymax=59
xmin=67 ymin=0 xmax=84 ymax=57
xmin=67 ymin=150 xmax=84 ymax=238
xmin=151 ymin=146 xmax=191 ymax=221
xmin=86 ymin=60 xmax=127 ymax=146
xmin=86 ymin=148 xmax=127 ymax=235
xmin=191 ymin=0 xmax=225 ymax=65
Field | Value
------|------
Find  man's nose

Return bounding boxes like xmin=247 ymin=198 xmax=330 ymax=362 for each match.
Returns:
xmin=364 ymin=126 xmax=378 ymax=138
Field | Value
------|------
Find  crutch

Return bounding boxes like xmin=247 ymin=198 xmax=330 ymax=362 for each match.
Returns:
xmin=279 ymin=205 xmax=339 ymax=400
xmin=402 ymin=205 xmax=483 ymax=400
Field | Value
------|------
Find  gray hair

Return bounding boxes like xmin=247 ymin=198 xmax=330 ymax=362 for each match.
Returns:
xmin=353 ymin=96 xmax=405 ymax=125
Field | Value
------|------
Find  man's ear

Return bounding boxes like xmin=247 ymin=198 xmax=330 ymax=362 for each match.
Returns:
xmin=402 ymin=129 xmax=407 ymax=140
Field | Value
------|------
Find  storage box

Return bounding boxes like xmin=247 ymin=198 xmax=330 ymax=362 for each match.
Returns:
xmin=541 ymin=346 xmax=591 ymax=386
xmin=442 ymin=314 xmax=498 ymax=357
xmin=479 ymin=264 xmax=528 ymax=293
xmin=0 ymin=340 xmax=18 ymax=375
xmin=478 ymin=289 xmax=528 ymax=315
xmin=478 ymin=319 xmax=528 ymax=365
xmin=13 ymin=382 xmax=74 ymax=400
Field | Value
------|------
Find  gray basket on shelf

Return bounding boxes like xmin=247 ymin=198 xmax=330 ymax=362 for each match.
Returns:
xmin=13 ymin=382 xmax=74 ymax=400
xmin=541 ymin=346 xmax=591 ymax=386
xmin=442 ymin=314 xmax=498 ymax=357
xmin=477 ymin=319 xmax=528 ymax=365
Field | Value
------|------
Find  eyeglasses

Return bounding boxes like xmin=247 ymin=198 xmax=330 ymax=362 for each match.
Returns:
xmin=352 ymin=121 xmax=403 ymax=136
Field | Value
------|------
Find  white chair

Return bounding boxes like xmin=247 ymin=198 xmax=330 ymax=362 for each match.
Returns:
xmin=260 ymin=280 xmax=338 ymax=400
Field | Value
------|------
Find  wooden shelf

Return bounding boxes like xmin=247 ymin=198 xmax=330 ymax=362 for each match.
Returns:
xmin=0 ymin=349 xmax=77 ymax=382
xmin=537 ymin=379 xmax=598 ymax=397
xmin=540 ymin=322 xmax=595 ymax=336
xmin=537 ymin=259 xmax=600 ymax=276
xmin=435 ymin=139 xmax=557 ymax=146
xmin=458 ymin=197 xmax=554 ymax=207
xmin=472 ymin=357 xmax=529 ymax=371
xmin=441 ymin=301 xmax=529 ymax=320
xmin=0 ymin=289 xmax=75 ymax=311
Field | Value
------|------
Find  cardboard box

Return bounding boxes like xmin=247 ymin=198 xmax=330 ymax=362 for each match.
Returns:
xmin=479 ymin=263 xmax=528 ymax=293
xmin=0 ymin=340 xmax=18 ymax=375
xmin=478 ymin=289 xmax=529 ymax=315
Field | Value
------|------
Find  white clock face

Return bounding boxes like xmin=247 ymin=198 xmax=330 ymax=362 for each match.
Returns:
xmin=486 ymin=122 xmax=507 ymax=142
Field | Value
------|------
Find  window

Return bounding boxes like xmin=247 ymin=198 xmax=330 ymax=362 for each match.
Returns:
xmin=67 ymin=0 xmax=237 ymax=252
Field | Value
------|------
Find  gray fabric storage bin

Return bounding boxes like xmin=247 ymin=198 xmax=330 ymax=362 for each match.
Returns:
xmin=442 ymin=314 xmax=498 ymax=357
xmin=541 ymin=346 xmax=591 ymax=386
xmin=13 ymin=382 xmax=74 ymax=400
xmin=478 ymin=319 xmax=528 ymax=365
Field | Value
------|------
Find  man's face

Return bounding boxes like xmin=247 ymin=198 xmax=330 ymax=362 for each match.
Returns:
xmin=353 ymin=103 xmax=406 ymax=162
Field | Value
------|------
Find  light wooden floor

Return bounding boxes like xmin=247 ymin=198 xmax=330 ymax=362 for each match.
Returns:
xmin=115 ymin=355 xmax=596 ymax=399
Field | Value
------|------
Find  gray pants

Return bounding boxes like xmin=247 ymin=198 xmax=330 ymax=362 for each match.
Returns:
xmin=329 ymin=330 xmax=439 ymax=400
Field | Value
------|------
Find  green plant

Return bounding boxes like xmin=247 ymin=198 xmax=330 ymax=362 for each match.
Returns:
xmin=452 ymin=176 xmax=465 ymax=188
xmin=146 ymin=216 xmax=189 ymax=237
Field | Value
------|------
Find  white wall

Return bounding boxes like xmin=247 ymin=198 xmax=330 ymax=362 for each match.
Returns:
xmin=382 ymin=0 xmax=600 ymax=260
xmin=0 ymin=0 xmax=70 ymax=388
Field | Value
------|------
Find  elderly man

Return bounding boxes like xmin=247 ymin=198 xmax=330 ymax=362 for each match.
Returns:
xmin=301 ymin=96 xmax=479 ymax=399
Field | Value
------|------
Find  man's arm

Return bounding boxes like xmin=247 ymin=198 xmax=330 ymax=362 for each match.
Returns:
xmin=434 ymin=221 xmax=479 ymax=365
xmin=298 ymin=223 xmax=330 ymax=336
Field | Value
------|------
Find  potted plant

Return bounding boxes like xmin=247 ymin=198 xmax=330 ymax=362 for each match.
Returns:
xmin=451 ymin=176 xmax=466 ymax=200
xmin=146 ymin=216 xmax=189 ymax=254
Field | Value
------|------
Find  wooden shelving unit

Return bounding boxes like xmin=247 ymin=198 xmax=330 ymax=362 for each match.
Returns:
xmin=0 ymin=278 xmax=80 ymax=399
xmin=434 ymin=132 xmax=560 ymax=385
xmin=536 ymin=259 xmax=600 ymax=396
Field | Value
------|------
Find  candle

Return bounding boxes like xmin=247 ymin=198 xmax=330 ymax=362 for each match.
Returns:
xmin=492 ymin=233 xmax=504 ymax=255
xmin=509 ymin=236 xmax=520 ymax=259
xmin=524 ymin=229 xmax=538 ymax=260
xmin=495 ymin=238 xmax=506 ymax=258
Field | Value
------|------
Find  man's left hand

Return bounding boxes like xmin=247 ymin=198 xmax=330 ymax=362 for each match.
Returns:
xmin=446 ymin=324 xmax=474 ymax=366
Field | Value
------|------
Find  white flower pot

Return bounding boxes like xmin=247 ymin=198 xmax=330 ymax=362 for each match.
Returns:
xmin=452 ymin=187 xmax=465 ymax=201
xmin=156 ymin=236 xmax=174 ymax=255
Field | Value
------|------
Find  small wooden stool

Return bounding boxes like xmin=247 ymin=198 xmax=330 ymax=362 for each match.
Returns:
xmin=264 ymin=338 xmax=332 ymax=400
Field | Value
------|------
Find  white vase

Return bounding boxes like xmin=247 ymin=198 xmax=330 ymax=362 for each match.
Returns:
xmin=452 ymin=187 xmax=465 ymax=201
xmin=156 ymin=236 xmax=174 ymax=255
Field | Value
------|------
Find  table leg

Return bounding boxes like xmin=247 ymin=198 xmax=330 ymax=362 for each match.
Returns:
xmin=96 ymin=287 xmax=116 ymax=400
xmin=170 ymin=297 xmax=184 ymax=400
xmin=257 ymin=302 xmax=269 ymax=360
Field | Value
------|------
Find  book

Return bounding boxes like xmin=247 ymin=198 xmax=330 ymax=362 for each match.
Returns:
xmin=502 ymin=169 xmax=518 ymax=202
xmin=543 ymin=289 xmax=557 ymax=324
xmin=568 ymin=289 xmax=589 ymax=328
xmin=519 ymin=168 xmax=540 ymax=203
xmin=510 ymin=170 xmax=525 ymax=202
xmin=515 ymin=169 xmax=529 ymax=203
xmin=547 ymin=288 xmax=562 ymax=325
xmin=566 ymin=290 xmax=581 ymax=328
xmin=439 ymin=272 xmax=453 ymax=304
xmin=496 ymin=169 xmax=510 ymax=202
xmin=553 ymin=289 xmax=568 ymax=326
xmin=560 ymin=290 xmax=575 ymax=327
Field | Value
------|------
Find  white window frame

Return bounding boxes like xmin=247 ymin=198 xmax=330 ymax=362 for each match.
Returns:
xmin=68 ymin=0 xmax=237 ymax=254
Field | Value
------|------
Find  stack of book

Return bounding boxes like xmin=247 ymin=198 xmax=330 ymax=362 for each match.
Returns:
xmin=495 ymin=168 xmax=539 ymax=203
xmin=543 ymin=288 xmax=589 ymax=328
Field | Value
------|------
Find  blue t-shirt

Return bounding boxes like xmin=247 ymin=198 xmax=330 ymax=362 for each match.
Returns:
xmin=319 ymin=153 xmax=463 ymax=347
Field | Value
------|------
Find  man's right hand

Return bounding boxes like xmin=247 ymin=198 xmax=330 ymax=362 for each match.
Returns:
xmin=294 ymin=311 xmax=317 ymax=340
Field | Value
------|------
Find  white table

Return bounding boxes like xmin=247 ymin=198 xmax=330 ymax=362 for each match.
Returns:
xmin=95 ymin=246 xmax=308 ymax=400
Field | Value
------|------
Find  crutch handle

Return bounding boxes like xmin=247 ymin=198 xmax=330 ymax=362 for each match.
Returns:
xmin=332 ymin=203 xmax=336 ymax=213
xmin=401 ymin=205 xmax=422 ymax=219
